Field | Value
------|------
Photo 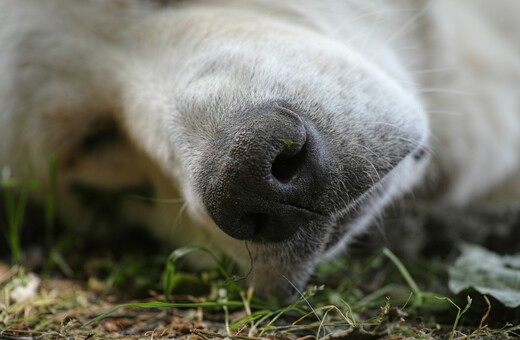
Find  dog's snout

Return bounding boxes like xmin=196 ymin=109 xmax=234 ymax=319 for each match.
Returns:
xmin=203 ymin=106 xmax=328 ymax=242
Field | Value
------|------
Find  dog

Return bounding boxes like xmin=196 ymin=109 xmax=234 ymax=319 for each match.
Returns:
xmin=1 ymin=0 xmax=519 ymax=298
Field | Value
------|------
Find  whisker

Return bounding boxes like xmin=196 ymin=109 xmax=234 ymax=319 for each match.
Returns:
xmin=372 ymin=121 xmax=404 ymax=130
xmin=170 ymin=201 xmax=189 ymax=237
xmin=393 ymin=44 xmax=420 ymax=52
xmin=371 ymin=121 xmax=427 ymax=144
xmin=419 ymin=88 xmax=476 ymax=96
xmin=280 ymin=274 xmax=323 ymax=329
xmin=427 ymin=110 xmax=462 ymax=116
xmin=329 ymin=2 xmax=407 ymax=35
xmin=350 ymin=153 xmax=383 ymax=186
xmin=372 ymin=1 xmax=433 ymax=60
xmin=349 ymin=141 xmax=395 ymax=169
xmin=411 ymin=67 xmax=456 ymax=75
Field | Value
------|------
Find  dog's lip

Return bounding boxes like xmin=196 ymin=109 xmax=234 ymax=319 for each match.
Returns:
xmin=274 ymin=200 xmax=326 ymax=217
xmin=237 ymin=200 xmax=328 ymax=243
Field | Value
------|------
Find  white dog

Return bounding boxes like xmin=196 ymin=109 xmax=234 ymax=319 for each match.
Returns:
xmin=1 ymin=0 xmax=519 ymax=298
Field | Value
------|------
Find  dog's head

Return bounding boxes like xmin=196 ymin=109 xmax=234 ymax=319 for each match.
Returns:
xmin=115 ymin=4 xmax=429 ymax=298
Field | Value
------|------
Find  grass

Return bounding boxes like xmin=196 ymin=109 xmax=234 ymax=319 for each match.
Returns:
xmin=2 ymin=246 xmax=520 ymax=338
xmin=1 ymin=173 xmax=520 ymax=339
xmin=1 ymin=168 xmax=37 ymax=265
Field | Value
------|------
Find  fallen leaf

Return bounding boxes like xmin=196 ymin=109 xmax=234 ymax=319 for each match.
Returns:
xmin=448 ymin=244 xmax=520 ymax=308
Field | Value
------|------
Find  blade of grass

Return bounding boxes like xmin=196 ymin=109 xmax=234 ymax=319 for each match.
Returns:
xmin=218 ymin=288 xmax=231 ymax=335
xmin=2 ymin=177 xmax=37 ymax=265
xmin=257 ymin=288 xmax=319 ymax=337
xmin=84 ymin=300 xmax=246 ymax=327
xmin=230 ymin=309 xmax=272 ymax=331
xmin=45 ymin=158 xmax=57 ymax=251
xmin=383 ymin=248 xmax=424 ymax=306
xmin=163 ymin=246 xmax=230 ymax=300
xmin=436 ymin=295 xmax=472 ymax=340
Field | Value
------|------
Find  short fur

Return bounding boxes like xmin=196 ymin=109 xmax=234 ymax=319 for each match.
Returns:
xmin=1 ymin=0 xmax=519 ymax=298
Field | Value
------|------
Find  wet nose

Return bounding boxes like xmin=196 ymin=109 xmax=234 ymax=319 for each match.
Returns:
xmin=202 ymin=106 xmax=328 ymax=242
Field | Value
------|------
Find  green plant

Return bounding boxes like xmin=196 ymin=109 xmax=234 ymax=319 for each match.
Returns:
xmin=1 ymin=167 xmax=38 ymax=264
xmin=436 ymin=295 xmax=472 ymax=340
xmin=44 ymin=159 xmax=57 ymax=251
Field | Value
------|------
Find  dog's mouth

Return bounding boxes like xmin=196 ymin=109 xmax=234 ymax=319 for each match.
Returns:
xmin=236 ymin=203 xmax=327 ymax=243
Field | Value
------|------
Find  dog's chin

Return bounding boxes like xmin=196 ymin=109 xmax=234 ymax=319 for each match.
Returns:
xmin=241 ymin=208 xmax=364 ymax=299
xmin=244 ymin=228 xmax=325 ymax=300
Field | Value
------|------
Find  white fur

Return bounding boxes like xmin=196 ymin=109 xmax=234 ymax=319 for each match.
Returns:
xmin=1 ymin=0 xmax=519 ymax=296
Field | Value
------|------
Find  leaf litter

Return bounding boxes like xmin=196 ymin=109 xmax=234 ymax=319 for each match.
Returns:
xmin=2 ymin=244 xmax=520 ymax=339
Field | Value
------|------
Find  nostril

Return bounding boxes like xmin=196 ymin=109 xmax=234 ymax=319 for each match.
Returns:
xmin=271 ymin=142 xmax=307 ymax=183
xmin=238 ymin=212 xmax=270 ymax=238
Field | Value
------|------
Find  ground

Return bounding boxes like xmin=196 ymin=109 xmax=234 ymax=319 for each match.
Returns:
xmin=1 ymin=185 xmax=520 ymax=339
xmin=1 ymin=238 xmax=520 ymax=339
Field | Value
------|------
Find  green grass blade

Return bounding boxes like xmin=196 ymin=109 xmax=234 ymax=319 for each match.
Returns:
xmin=383 ymin=248 xmax=424 ymax=306
xmin=163 ymin=246 xmax=230 ymax=300
xmin=436 ymin=295 xmax=472 ymax=340
xmin=84 ymin=300 xmax=245 ymax=327
xmin=45 ymin=158 xmax=57 ymax=249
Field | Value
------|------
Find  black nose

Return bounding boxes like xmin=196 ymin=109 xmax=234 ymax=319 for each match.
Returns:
xmin=202 ymin=106 xmax=328 ymax=242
